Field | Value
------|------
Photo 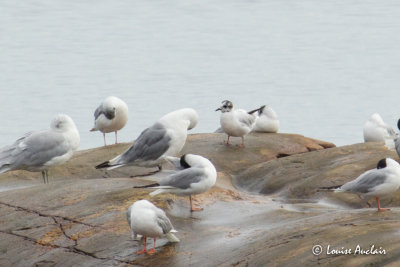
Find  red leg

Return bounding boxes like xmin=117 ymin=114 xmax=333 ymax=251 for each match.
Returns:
xmin=146 ymin=238 xmax=157 ymax=254
xmin=103 ymin=133 xmax=107 ymax=146
xmin=376 ymin=197 xmax=390 ymax=212
xmin=115 ymin=131 xmax=118 ymax=144
xmin=225 ymin=135 xmax=231 ymax=146
xmin=137 ymin=236 xmax=147 ymax=254
xmin=190 ymin=195 xmax=203 ymax=212
xmin=237 ymin=136 xmax=245 ymax=147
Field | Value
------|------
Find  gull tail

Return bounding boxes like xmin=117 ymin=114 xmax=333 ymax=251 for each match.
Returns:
xmin=166 ymin=231 xmax=180 ymax=243
xmin=248 ymin=105 xmax=266 ymax=115
xmin=90 ymin=127 xmax=97 ymax=132
xmin=149 ymin=189 xmax=166 ymax=197
xmin=134 ymin=183 xmax=160 ymax=189
xmin=317 ymin=185 xmax=343 ymax=192
xmin=95 ymin=161 xmax=111 ymax=169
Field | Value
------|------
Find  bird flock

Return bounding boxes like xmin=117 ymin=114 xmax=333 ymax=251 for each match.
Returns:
xmin=1 ymin=97 xmax=400 ymax=255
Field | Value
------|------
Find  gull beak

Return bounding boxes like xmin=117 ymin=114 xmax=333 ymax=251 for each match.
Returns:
xmin=215 ymin=108 xmax=221 ymax=112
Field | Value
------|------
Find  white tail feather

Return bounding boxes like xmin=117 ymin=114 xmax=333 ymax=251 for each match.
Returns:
xmin=166 ymin=232 xmax=180 ymax=242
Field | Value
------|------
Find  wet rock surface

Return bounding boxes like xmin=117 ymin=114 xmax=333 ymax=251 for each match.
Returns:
xmin=1 ymin=133 xmax=400 ymax=266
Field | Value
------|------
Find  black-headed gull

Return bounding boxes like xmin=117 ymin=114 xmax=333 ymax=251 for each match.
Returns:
xmin=335 ymin=158 xmax=400 ymax=212
xmin=135 ymin=154 xmax=217 ymax=212
xmin=90 ymin=96 xmax=129 ymax=146
xmin=215 ymin=100 xmax=264 ymax=147
xmin=0 ymin=114 xmax=80 ymax=183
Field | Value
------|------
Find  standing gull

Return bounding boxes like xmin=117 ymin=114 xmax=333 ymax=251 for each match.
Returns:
xmin=96 ymin=108 xmax=198 ymax=171
xmin=135 ymin=154 xmax=217 ymax=212
xmin=252 ymin=105 xmax=280 ymax=133
xmin=0 ymin=114 xmax=80 ymax=183
xmin=363 ymin=113 xmax=396 ymax=146
xmin=216 ymin=100 xmax=264 ymax=147
xmin=335 ymin=158 xmax=400 ymax=212
xmin=90 ymin=96 xmax=128 ymax=146
xmin=126 ymin=200 xmax=179 ymax=255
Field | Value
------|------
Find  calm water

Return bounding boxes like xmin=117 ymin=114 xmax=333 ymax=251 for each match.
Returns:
xmin=1 ymin=1 xmax=400 ymax=150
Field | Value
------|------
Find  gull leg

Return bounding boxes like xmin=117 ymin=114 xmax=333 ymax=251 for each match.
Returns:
xmin=376 ymin=197 xmax=390 ymax=212
xmin=115 ymin=131 xmax=118 ymax=144
xmin=137 ymin=236 xmax=147 ymax=254
xmin=237 ymin=136 xmax=245 ymax=147
xmin=225 ymin=135 xmax=231 ymax=146
xmin=45 ymin=169 xmax=49 ymax=184
xmin=190 ymin=195 xmax=203 ymax=212
xmin=147 ymin=238 xmax=157 ymax=254
xmin=41 ymin=170 xmax=46 ymax=184
xmin=103 ymin=133 xmax=107 ymax=147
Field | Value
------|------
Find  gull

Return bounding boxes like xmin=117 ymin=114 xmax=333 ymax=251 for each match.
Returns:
xmin=126 ymin=200 xmax=179 ymax=255
xmin=252 ymin=105 xmax=280 ymax=133
xmin=215 ymin=100 xmax=264 ymax=147
xmin=95 ymin=108 xmax=198 ymax=171
xmin=90 ymin=96 xmax=129 ymax=146
xmin=0 ymin=114 xmax=80 ymax=183
xmin=335 ymin=158 xmax=400 ymax=212
xmin=363 ymin=113 xmax=396 ymax=148
xmin=395 ymin=119 xmax=400 ymax=158
xmin=134 ymin=154 xmax=217 ymax=212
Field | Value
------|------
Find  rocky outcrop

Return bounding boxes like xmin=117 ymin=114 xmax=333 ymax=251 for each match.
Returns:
xmin=1 ymin=132 xmax=399 ymax=266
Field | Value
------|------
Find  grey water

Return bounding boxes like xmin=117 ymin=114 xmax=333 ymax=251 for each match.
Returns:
xmin=1 ymin=0 xmax=400 ymax=150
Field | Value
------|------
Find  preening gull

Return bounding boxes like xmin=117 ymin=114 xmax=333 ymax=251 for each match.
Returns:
xmin=126 ymin=200 xmax=179 ymax=255
xmin=0 ymin=114 xmax=80 ymax=183
xmin=135 ymin=154 xmax=217 ymax=212
xmin=363 ymin=113 xmax=396 ymax=147
xmin=252 ymin=105 xmax=280 ymax=133
xmin=335 ymin=158 xmax=400 ymax=212
xmin=90 ymin=96 xmax=128 ymax=146
xmin=216 ymin=100 xmax=264 ymax=147
xmin=96 ymin=108 xmax=198 ymax=171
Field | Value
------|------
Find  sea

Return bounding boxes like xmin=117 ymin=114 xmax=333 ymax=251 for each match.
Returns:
xmin=1 ymin=0 xmax=400 ymax=150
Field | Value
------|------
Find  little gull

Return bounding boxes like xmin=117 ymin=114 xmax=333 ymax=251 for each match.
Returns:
xmin=90 ymin=96 xmax=129 ymax=146
xmin=0 ymin=114 xmax=80 ymax=183
xmin=96 ymin=108 xmax=198 ymax=172
xmin=363 ymin=113 xmax=396 ymax=147
xmin=215 ymin=100 xmax=264 ymax=147
xmin=134 ymin=154 xmax=217 ymax=212
xmin=126 ymin=199 xmax=179 ymax=255
xmin=335 ymin=158 xmax=400 ymax=212
xmin=252 ymin=105 xmax=280 ymax=133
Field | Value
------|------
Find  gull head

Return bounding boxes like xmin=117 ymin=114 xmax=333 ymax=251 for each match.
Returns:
xmin=215 ymin=100 xmax=233 ymax=113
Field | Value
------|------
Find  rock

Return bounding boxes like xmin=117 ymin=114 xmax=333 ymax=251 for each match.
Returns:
xmin=1 ymin=132 xmax=400 ymax=266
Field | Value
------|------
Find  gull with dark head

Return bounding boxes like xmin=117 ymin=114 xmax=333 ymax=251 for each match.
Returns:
xmin=90 ymin=96 xmax=129 ymax=146
xmin=216 ymin=100 xmax=264 ymax=147
xmin=96 ymin=108 xmax=198 ymax=172
xmin=0 ymin=114 xmax=80 ymax=183
xmin=335 ymin=158 xmax=400 ymax=212
xmin=126 ymin=200 xmax=179 ymax=255
xmin=134 ymin=154 xmax=217 ymax=212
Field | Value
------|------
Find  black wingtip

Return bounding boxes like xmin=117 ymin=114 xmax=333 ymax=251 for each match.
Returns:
xmin=95 ymin=161 xmax=110 ymax=169
xmin=133 ymin=183 xmax=160 ymax=189
xmin=318 ymin=185 xmax=342 ymax=190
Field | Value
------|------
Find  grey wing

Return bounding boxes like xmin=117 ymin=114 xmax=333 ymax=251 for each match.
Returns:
xmin=94 ymin=105 xmax=103 ymax=120
xmin=1 ymin=130 xmax=70 ymax=170
xmin=160 ymin=168 xmax=204 ymax=189
xmin=120 ymin=123 xmax=171 ymax=163
xmin=156 ymin=212 xmax=173 ymax=234
xmin=237 ymin=111 xmax=256 ymax=128
xmin=342 ymin=171 xmax=388 ymax=194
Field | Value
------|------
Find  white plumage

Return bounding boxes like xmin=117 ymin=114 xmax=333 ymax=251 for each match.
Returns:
xmin=90 ymin=96 xmax=129 ymax=146
xmin=252 ymin=105 xmax=280 ymax=133
xmin=363 ymin=113 xmax=396 ymax=145
xmin=0 ymin=114 xmax=80 ymax=183
xmin=126 ymin=200 xmax=179 ymax=255
xmin=335 ymin=158 xmax=400 ymax=211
